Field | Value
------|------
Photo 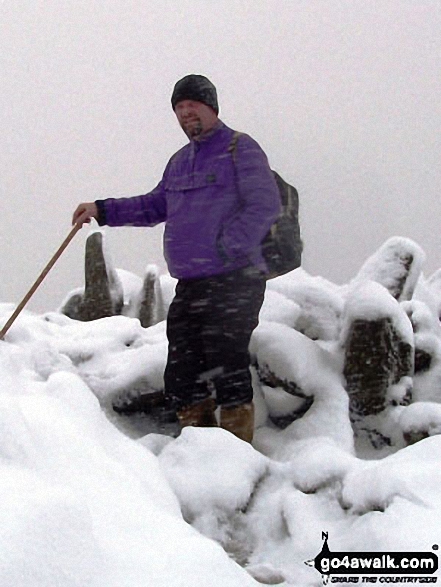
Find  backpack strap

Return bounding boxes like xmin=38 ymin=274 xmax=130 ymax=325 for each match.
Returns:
xmin=228 ymin=132 xmax=243 ymax=200
xmin=228 ymin=131 xmax=243 ymax=163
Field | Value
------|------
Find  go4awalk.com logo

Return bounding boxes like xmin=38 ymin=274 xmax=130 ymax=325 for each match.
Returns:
xmin=305 ymin=533 xmax=439 ymax=585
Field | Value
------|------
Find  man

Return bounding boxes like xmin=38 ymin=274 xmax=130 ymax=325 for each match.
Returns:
xmin=73 ymin=74 xmax=281 ymax=442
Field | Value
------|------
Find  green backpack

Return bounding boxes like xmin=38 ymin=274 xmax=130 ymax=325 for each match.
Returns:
xmin=229 ymin=132 xmax=303 ymax=279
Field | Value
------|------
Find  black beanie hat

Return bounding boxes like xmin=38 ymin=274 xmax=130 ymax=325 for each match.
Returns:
xmin=171 ymin=75 xmax=219 ymax=114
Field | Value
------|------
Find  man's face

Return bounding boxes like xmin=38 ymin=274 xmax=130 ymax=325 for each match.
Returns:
xmin=174 ymin=100 xmax=218 ymax=139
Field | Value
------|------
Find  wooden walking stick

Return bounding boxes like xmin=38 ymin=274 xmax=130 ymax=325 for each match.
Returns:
xmin=0 ymin=224 xmax=81 ymax=340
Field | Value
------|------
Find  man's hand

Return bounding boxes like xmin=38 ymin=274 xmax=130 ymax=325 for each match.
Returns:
xmin=72 ymin=202 xmax=98 ymax=227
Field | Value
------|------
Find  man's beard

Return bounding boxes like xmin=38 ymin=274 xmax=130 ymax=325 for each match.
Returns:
xmin=182 ymin=119 xmax=203 ymax=139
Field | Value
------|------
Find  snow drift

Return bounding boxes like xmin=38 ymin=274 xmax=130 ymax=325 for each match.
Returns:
xmin=1 ymin=234 xmax=441 ymax=586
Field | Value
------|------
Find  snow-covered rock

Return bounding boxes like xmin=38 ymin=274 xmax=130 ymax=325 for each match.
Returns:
xmin=351 ymin=236 xmax=426 ymax=301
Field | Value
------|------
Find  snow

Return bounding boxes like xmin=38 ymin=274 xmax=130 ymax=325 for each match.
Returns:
xmin=402 ymin=299 xmax=441 ymax=403
xmin=398 ymin=402 xmax=441 ymax=438
xmin=351 ymin=236 xmax=426 ymax=302
xmin=267 ymin=268 xmax=344 ymax=340
xmin=1 ymin=238 xmax=441 ymax=586
xmin=340 ymin=280 xmax=414 ymax=345
xmin=0 ymin=339 xmax=257 ymax=587
xmin=250 ymin=321 xmax=354 ymax=455
xmin=158 ymin=427 xmax=269 ymax=545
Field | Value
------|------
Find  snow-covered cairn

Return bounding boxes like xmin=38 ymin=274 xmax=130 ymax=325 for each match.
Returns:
xmin=61 ymin=231 xmax=167 ymax=328
xmin=58 ymin=233 xmax=441 ymax=450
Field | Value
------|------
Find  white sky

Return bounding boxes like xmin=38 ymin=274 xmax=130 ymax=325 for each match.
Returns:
xmin=1 ymin=0 xmax=440 ymax=312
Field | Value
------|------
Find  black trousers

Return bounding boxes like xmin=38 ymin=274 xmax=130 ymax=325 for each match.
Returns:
xmin=164 ymin=267 xmax=266 ymax=410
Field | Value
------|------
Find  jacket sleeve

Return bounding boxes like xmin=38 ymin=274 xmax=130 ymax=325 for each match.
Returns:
xmin=218 ymin=134 xmax=281 ymax=261
xmin=95 ymin=179 xmax=167 ymax=228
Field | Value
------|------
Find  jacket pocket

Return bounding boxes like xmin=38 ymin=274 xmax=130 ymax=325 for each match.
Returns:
xmin=165 ymin=170 xmax=226 ymax=192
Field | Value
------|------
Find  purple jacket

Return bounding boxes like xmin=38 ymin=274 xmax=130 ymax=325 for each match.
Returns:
xmin=96 ymin=121 xmax=281 ymax=280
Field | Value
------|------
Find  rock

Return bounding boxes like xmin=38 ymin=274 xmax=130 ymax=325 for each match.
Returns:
xmin=268 ymin=269 xmax=343 ymax=340
xmin=343 ymin=317 xmax=413 ymax=418
xmin=136 ymin=265 xmax=165 ymax=328
xmin=61 ymin=232 xmax=123 ymax=322
xmin=414 ymin=348 xmax=432 ymax=373
xmin=59 ymin=289 xmax=84 ymax=321
xmin=399 ymin=402 xmax=441 ymax=446
xmin=353 ymin=236 xmax=425 ymax=301
xmin=112 ymin=380 xmax=178 ymax=430
xmin=254 ymin=366 xmax=314 ymax=429
xmin=61 ymin=236 xmax=168 ymax=326
xmin=403 ymin=429 xmax=430 ymax=445
xmin=341 ymin=282 xmax=414 ymax=446
xmin=402 ymin=299 xmax=441 ymax=402
xmin=81 ymin=232 xmax=123 ymax=320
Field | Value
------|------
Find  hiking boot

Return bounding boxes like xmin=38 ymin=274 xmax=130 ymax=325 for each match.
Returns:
xmin=177 ymin=397 xmax=218 ymax=428
xmin=220 ymin=402 xmax=255 ymax=443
